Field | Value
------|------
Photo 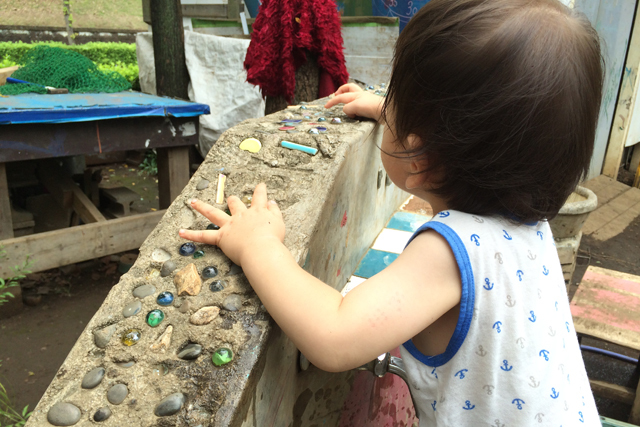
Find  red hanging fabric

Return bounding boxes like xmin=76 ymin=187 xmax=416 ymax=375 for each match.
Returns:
xmin=244 ymin=0 xmax=349 ymax=103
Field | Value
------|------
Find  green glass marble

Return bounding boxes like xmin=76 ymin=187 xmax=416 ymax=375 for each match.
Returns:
xmin=193 ymin=250 xmax=205 ymax=259
xmin=146 ymin=310 xmax=165 ymax=327
xmin=212 ymin=347 xmax=234 ymax=366
xmin=121 ymin=329 xmax=141 ymax=346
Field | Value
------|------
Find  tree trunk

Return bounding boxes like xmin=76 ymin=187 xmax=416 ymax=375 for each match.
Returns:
xmin=265 ymin=51 xmax=320 ymax=115
xmin=62 ymin=0 xmax=75 ymax=45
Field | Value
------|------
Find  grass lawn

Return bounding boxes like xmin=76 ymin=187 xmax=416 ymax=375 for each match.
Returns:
xmin=0 ymin=0 xmax=146 ymax=30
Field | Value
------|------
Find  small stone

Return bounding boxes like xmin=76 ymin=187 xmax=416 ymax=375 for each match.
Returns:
xmin=151 ymin=248 xmax=171 ymax=262
xmin=121 ymin=329 xmax=141 ymax=346
xmin=227 ymin=263 xmax=242 ymax=276
xmin=93 ymin=407 xmax=112 ymax=422
xmin=270 ymin=160 xmax=279 ymax=167
xmin=154 ymin=392 xmax=185 ymax=417
xmin=160 ymin=260 xmax=177 ymax=277
xmin=241 ymin=195 xmax=252 ymax=206
xmin=81 ymin=367 xmax=105 ymax=389
xmin=207 ymin=223 xmax=220 ymax=230
xmin=223 ymin=294 xmax=242 ymax=311
xmin=331 ymin=118 xmax=342 ymax=124
xmin=299 ymin=353 xmax=310 ymax=371
xmin=193 ymin=250 xmax=205 ymax=259
xmin=318 ymin=117 xmax=326 ymax=122
xmin=209 ymin=280 xmax=225 ymax=292
xmin=196 ymin=179 xmax=210 ymax=190
xmin=146 ymin=309 xmax=165 ymax=327
xmin=123 ymin=300 xmax=142 ymax=318
xmin=93 ymin=324 xmax=117 ymax=349
xmin=117 ymin=361 xmax=135 ymax=368
xmin=150 ymin=325 xmax=173 ymax=353
xmin=47 ymin=402 xmax=81 ymax=426
xmin=190 ymin=306 xmax=220 ymax=325
xmin=178 ymin=300 xmax=192 ymax=313
xmin=151 ymin=363 xmax=169 ymax=376
xmin=286 ymin=130 xmax=299 ymax=134
xmin=308 ymin=128 xmax=319 ymax=135
xmin=179 ymin=242 xmax=196 ymax=256
xmin=107 ymin=383 xmax=128 ymax=405
xmin=133 ymin=284 xmax=156 ymax=299
xmin=146 ymin=269 xmax=161 ymax=280
xmin=212 ymin=347 xmax=234 ymax=366
xmin=202 ymin=266 xmax=218 ymax=279
xmin=157 ymin=291 xmax=174 ymax=306
xmin=239 ymin=138 xmax=262 ymax=153
xmin=174 ymin=264 xmax=202 ymax=296
xmin=178 ymin=343 xmax=202 ymax=360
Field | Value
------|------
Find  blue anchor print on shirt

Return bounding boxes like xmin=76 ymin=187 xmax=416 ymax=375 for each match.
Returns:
xmin=516 ymin=270 xmax=524 ymax=281
xmin=543 ymin=265 xmax=549 ymax=275
xmin=551 ymin=388 xmax=560 ymax=399
xmin=500 ymin=360 xmax=513 ymax=371
xmin=431 ymin=400 xmax=437 ymax=411
xmin=470 ymin=234 xmax=480 ymax=246
xmin=431 ymin=368 xmax=438 ymax=379
xmin=579 ymin=411 xmax=584 ymax=423
xmin=539 ymin=349 xmax=550 ymax=361
xmin=528 ymin=311 xmax=536 ymax=322
xmin=566 ymin=321 xmax=570 ymax=333
xmin=462 ymin=400 xmax=475 ymax=410
xmin=455 ymin=369 xmax=469 ymax=379
xmin=503 ymin=230 xmax=512 ymax=240
xmin=512 ymin=398 xmax=525 ymax=410
xmin=493 ymin=321 xmax=502 ymax=333
xmin=438 ymin=211 xmax=450 ymax=218
xmin=484 ymin=278 xmax=494 ymax=290
xmin=537 ymin=231 xmax=544 ymax=240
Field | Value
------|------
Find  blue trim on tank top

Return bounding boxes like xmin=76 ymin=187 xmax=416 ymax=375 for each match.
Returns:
xmin=401 ymin=221 xmax=475 ymax=367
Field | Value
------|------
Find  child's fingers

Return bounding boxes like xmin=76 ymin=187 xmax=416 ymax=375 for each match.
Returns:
xmin=179 ymin=229 xmax=219 ymax=246
xmin=324 ymin=92 xmax=358 ymax=109
xmin=227 ymin=195 xmax=246 ymax=215
xmin=267 ymin=200 xmax=283 ymax=220
xmin=251 ymin=183 xmax=268 ymax=208
xmin=334 ymin=83 xmax=363 ymax=95
xmin=190 ymin=199 xmax=228 ymax=224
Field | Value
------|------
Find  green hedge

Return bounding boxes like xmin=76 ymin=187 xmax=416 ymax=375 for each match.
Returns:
xmin=0 ymin=41 xmax=137 ymax=65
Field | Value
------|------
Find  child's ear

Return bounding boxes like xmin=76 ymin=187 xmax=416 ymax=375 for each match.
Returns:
xmin=404 ymin=135 xmax=430 ymax=190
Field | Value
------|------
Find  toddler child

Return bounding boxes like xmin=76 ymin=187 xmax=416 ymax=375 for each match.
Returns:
xmin=180 ymin=0 xmax=603 ymax=424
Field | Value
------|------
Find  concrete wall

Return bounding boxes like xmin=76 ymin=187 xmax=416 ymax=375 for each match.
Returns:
xmin=26 ymin=101 xmax=407 ymax=426
xmin=0 ymin=25 xmax=140 ymax=44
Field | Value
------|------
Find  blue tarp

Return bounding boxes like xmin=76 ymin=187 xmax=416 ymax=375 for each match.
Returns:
xmin=0 ymin=92 xmax=211 ymax=125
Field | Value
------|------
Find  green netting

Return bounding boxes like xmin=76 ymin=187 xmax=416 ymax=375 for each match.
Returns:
xmin=0 ymin=45 xmax=131 ymax=96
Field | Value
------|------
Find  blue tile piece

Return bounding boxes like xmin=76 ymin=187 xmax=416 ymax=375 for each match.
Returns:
xmin=386 ymin=212 xmax=430 ymax=233
xmin=354 ymin=249 xmax=399 ymax=279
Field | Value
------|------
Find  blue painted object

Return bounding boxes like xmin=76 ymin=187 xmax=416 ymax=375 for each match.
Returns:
xmin=281 ymin=141 xmax=318 ymax=155
xmin=156 ymin=292 xmax=174 ymax=306
xmin=386 ymin=211 xmax=429 ymax=232
xmin=354 ymin=249 xmax=399 ymax=278
xmin=0 ymin=92 xmax=210 ymax=125
xmin=373 ymin=0 xmax=432 ymax=31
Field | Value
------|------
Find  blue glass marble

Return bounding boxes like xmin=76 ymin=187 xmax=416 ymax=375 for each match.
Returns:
xmin=179 ymin=242 xmax=196 ymax=256
xmin=157 ymin=291 xmax=174 ymax=306
xmin=367 ymin=85 xmax=374 ymax=90
xmin=300 ymin=105 xmax=308 ymax=110
xmin=202 ymin=266 xmax=218 ymax=278
xmin=318 ymin=117 xmax=326 ymax=122
xmin=207 ymin=223 xmax=220 ymax=230
xmin=209 ymin=280 xmax=225 ymax=292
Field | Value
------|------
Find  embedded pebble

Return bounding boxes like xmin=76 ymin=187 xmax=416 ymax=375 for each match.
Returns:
xmin=160 ymin=260 xmax=177 ymax=277
xmin=107 ymin=384 xmax=128 ymax=405
xmin=93 ymin=407 xmax=112 ymax=422
xmin=178 ymin=343 xmax=202 ymax=360
xmin=81 ymin=367 xmax=105 ymax=389
xmin=150 ymin=325 xmax=173 ymax=353
xmin=212 ymin=347 xmax=234 ymax=366
xmin=121 ymin=329 xmax=142 ymax=346
xmin=227 ymin=263 xmax=243 ymax=276
xmin=190 ymin=306 xmax=220 ymax=325
xmin=117 ymin=361 xmax=135 ymax=368
xmin=299 ymin=353 xmax=310 ymax=371
xmin=178 ymin=300 xmax=192 ymax=313
xmin=146 ymin=269 xmax=161 ymax=280
xmin=174 ymin=264 xmax=202 ymax=296
xmin=209 ymin=280 xmax=225 ymax=292
xmin=151 ymin=248 xmax=171 ymax=262
xmin=308 ymin=128 xmax=319 ymax=135
xmin=157 ymin=291 xmax=174 ymax=306
xmin=180 ymin=208 xmax=195 ymax=228
xmin=47 ymin=402 xmax=81 ymax=426
xmin=154 ymin=392 xmax=185 ymax=417
xmin=202 ymin=266 xmax=218 ymax=279
xmin=196 ymin=179 xmax=209 ymax=190
xmin=93 ymin=324 xmax=117 ymax=349
xmin=223 ymin=294 xmax=242 ymax=311
xmin=132 ymin=284 xmax=156 ymax=299
xmin=179 ymin=242 xmax=196 ymax=256
xmin=122 ymin=300 xmax=142 ymax=317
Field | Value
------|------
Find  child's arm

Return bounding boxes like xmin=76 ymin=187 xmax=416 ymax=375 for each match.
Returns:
xmin=324 ymin=83 xmax=385 ymax=123
xmin=180 ymin=184 xmax=461 ymax=372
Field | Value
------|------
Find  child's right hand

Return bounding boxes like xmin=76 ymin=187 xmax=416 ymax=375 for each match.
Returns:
xmin=324 ymin=83 xmax=385 ymax=123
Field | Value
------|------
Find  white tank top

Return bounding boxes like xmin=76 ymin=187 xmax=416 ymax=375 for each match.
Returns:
xmin=399 ymin=210 xmax=599 ymax=426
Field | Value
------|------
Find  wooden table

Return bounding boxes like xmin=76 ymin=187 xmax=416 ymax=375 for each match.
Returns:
xmin=0 ymin=92 xmax=209 ymax=276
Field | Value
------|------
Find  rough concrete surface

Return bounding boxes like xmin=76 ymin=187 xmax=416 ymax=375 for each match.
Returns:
xmin=26 ymin=99 xmax=407 ymax=426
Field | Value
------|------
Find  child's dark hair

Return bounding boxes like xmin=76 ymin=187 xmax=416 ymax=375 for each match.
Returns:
xmin=383 ymin=0 xmax=603 ymax=222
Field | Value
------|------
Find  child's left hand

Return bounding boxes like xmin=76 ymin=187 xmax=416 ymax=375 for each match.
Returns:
xmin=178 ymin=183 xmax=285 ymax=266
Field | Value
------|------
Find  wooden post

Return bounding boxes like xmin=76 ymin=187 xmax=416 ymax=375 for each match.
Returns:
xmin=0 ymin=163 xmax=13 ymax=240
xmin=150 ymin=0 xmax=191 ymax=207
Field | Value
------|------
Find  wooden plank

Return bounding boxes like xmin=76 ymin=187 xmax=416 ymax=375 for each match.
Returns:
xmin=0 ymin=163 xmax=14 ymax=240
xmin=602 ymin=4 xmax=640 ymax=178
xmin=182 ymin=4 xmax=228 ymax=18
xmin=157 ymin=146 xmax=190 ymax=209
xmin=72 ymin=187 xmax=107 ymax=223
xmin=589 ymin=379 xmax=635 ymax=405
xmin=0 ymin=211 xmax=164 ymax=277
